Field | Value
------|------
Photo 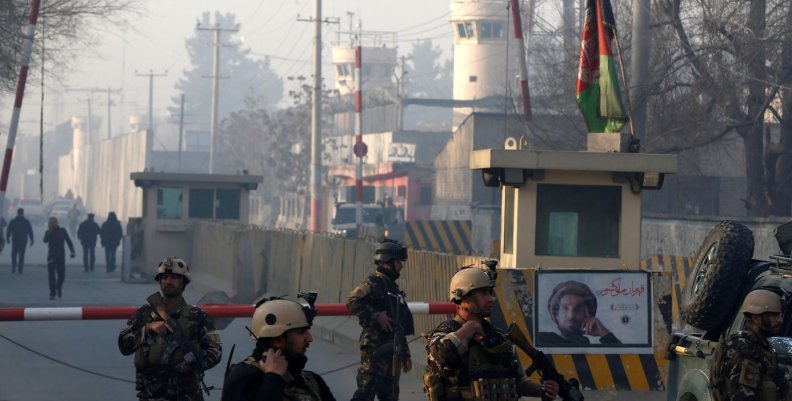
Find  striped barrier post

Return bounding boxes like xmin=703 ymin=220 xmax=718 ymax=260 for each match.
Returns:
xmin=0 ymin=302 xmax=457 ymax=321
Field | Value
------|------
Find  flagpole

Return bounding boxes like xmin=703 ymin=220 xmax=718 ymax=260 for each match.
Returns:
xmin=611 ymin=29 xmax=636 ymax=139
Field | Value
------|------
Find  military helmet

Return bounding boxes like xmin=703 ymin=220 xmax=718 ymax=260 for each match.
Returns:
xmin=154 ymin=257 xmax=191 ymax=284
xmin=547 ymin=280 xmax=597 ymax=322
xmin=251 ymin=298 xmax=312 ymax=339
xmin=740 ymin=289 xmax=782 ymax=315
xmin=373 ymin=239 xmax=408 ymax=264
xmin=449 ymin=267 xmax=493 ymax=302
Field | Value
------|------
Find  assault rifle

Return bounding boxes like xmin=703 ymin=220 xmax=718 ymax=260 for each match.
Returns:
xmin=388 ymin=292 xmax=407 ymax=399
xmin=147 ymin=292 xmax=214 ymax=396
xmin=506 ymin=323 xmax=585 ymax=401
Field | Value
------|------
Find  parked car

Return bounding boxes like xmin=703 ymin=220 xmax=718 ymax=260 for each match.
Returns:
xmin=49 ymin=204 xmax=71 ymax=220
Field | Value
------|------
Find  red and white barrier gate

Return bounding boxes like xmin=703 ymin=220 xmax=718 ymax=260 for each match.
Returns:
xmin=0 ymin=302 xmax=457 ymax=321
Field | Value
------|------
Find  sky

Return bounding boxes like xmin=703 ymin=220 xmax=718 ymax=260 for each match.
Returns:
xmin=0 ymin=0 xmax=456 ymax=139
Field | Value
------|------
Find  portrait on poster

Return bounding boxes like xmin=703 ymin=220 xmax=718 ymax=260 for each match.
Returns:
xmin=534 ymin=271 xmax=651 ymax=349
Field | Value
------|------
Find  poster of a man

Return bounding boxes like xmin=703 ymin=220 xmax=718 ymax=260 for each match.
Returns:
xmin=535 ymin=271 xmax=651 ymax=349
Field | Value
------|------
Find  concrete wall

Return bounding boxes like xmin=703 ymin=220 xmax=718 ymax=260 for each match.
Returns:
xmin=189 ymin=221 xmax=486 ymax=335
xmin=641 ymin=215 xmax=789 ymax=261
xmin=189 ymin=216 xmax=792 ymax=306
xmin=58 ymin=130 xmax=146 ymax=222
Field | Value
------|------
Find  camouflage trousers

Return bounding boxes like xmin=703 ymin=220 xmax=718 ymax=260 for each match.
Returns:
xmin=136 ymin=370 xmax=204 ymax=401
xmin=351 ymin=348 xmax=401 ymax=401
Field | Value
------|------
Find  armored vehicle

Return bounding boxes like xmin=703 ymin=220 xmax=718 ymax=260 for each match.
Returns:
xmin=666 ymin=220 xmax=792 ymax=401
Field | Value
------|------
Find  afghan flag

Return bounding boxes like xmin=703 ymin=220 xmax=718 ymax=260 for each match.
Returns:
xmin=576 ymin=0 xmax=628 ymax=133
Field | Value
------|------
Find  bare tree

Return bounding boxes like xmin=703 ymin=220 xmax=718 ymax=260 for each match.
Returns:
xmin=0 ymin=0 xmax=141 ymax=91
xmin=648 ymin=0 xmax=792 ymax=215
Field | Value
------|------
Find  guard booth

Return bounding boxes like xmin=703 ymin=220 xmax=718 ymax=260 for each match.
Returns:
xmin=469 ymin=140 xmax=680 ymax=391
xmin=126 ymin=172 xmax=262 ymax=282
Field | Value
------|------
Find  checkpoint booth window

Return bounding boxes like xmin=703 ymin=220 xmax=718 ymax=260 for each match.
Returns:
xmin=188 ymin=188 xmax=241 ymax=220
xmin=535 ymin=184 xmax=621 ymax=258
xmin=157 ymin=187 xmax=182 ymax=220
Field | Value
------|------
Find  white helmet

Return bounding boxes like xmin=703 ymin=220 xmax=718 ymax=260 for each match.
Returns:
xmin=449 ymin=267 xmax=493 ymax=302
xmin=251 ymin=298 xmax=312 ymax=339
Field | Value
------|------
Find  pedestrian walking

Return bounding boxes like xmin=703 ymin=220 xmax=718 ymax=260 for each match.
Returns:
xmin=77 ymin=213 xmax=101 ymax=272
xmin=43 ymin=217 xmax=75 ymax=300
xmin=118 ymin=257 xmax=222 ymax=401
xmin=347 ymin=239 xmax=414 ymax=401
xmin=6 ymin=208 xmax=34 ymax=274
xmin=100 ymin=211 xmax=123 ymax=273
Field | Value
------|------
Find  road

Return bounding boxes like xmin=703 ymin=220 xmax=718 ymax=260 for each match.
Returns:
xmin=0 ymin=226 xmax=667 ymax=401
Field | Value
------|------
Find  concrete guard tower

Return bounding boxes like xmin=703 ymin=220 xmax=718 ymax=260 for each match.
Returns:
xmin=470 ymin=141 xmax=677 ymax=270
xmin=451 ymin=0 xmax=522 ymax=128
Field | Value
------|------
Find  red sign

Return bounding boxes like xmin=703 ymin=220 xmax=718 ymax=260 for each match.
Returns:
xmin=353 ymin=142 xmax=368 ymax=158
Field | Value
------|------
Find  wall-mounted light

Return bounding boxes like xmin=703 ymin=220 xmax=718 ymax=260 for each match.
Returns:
xmin=636 ymin=171 xmax=664 ymax=190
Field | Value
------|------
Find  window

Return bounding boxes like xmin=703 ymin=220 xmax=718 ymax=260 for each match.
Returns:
xmin=469 ymin=75 xmax=478 ymax=83
xmin=188 ymin=188 xmax=242 ymax=220
xmin=535 ymin=184 xmax=621 ymax=258
xmin=455 ymin=22 xmax=475 ymax=39
xmin=479 ymin=21 xmax=504 ymax=39
xmin=215 ymin=189 xmax=241 ymax=220
xmin=336 ymin=64 xmax=351 ymax=77
xmin=156 ymin=187 xmax=182 ymax=219
xmin=456 ymin=23 xmax=467 ymax=38
xmin=188 ymin=189 xmax=214 ymax=219
xmin=419 ymin=186 xmax=432 ymax=205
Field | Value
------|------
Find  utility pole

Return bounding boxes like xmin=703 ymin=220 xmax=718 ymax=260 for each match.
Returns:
xmin=197 ymin=22 xmax=239 ymax=174
xmin=178 ymin=94 xmax=185 ymax=173
xmin=135 ymin=70 xmax=167 ymax=169
xmin=65 ymin=86 xmax=122 ymax=143
xmin=298 ymin=2 xmax=339 ymax=232
xmin=398 ymin=55 xmax=409 ymax=132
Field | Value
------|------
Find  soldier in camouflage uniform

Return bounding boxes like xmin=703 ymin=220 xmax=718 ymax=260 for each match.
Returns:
xmin=347 ymin=239 xmax=415 ymax=401
xmin=223 ymin=295 xmax=336 ymax=401
xmin=424 ymin=267 xmax=559 ymax=401
xmin=710 ymin=289 xmax=785 ymax=401
xmin=118 ymin=257 xmax=222 ymax=401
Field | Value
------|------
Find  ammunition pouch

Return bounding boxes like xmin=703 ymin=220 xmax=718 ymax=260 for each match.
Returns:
xmin=133 ymin=339 xmax=184 ymax=369
xmin=470 ymin=377 xmax=518 ymax=401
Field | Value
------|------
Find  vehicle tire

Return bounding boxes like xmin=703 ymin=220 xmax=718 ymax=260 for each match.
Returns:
xmin=680 ymin=221 xmax=754 ymax=330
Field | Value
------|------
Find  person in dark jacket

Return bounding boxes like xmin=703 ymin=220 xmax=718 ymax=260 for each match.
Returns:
xmin=100 ymin=211 xmax=123 ymax=273
xmin=43 ymin=217 xmax=75 ymax=300
xmin=6 ymin=208 xmax=34 ymax=274
xmin=76 ymin=213 xmax=101 ymax=272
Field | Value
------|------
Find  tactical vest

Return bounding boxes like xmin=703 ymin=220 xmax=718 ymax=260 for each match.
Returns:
xmin=424 ymin=317 xmax=519 ymax=401
xmin=241 ymin=357 xmax=322 ymax=401
xmin=134 ymin=306 xmax=193 ymax=369
xmin=710 ymin=332 xmax=780 ymax=401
